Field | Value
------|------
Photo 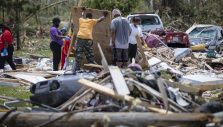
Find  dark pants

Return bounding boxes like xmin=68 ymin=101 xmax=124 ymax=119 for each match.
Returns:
xmin=75 ymin=38 xmax=95 ymax=71
xmin=0 ymin=44 xmax=16 ymax=70
xmin=128 ymin=43 xmax=137 ymax=62
xmin=50 ymin=42 xmax=62 ymax=71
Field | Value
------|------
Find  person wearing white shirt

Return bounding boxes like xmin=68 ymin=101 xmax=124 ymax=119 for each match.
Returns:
xmin=128 ymin=17 xmax=145 ymax=62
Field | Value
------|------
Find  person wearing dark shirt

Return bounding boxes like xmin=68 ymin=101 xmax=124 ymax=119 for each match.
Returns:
xmin=50 ymin=17 xmax=66 ymax=71
xmin=0 ymin=24 xmax=16 ymax=71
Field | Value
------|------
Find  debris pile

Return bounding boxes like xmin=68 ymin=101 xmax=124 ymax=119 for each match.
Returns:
xmin=1 ymin=42 xmax=223 ymax=126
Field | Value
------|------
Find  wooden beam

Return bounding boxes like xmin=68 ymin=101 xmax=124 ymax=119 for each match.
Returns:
xmin=0 ymin=112 xmax=212 ymax=127
xmin=78 ymin=79 xmax=134 ymax=102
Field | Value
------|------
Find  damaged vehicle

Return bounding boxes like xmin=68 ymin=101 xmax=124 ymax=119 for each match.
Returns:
xmin=186 ymin=24 xmax=223 ymax=52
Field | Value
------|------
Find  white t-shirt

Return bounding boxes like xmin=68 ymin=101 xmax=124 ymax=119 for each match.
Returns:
xmin=128 ymin=24 xmax=143 ymax=45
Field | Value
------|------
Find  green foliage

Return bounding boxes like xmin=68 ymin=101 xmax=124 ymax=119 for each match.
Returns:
xmin=83 ymin=0 xmax=146 ymax=15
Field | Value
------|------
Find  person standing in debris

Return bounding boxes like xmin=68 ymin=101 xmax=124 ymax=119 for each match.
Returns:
xmin=0 ymin=24 xmax=16 ymax=71
xmin=50 ymin=17 xmax=66 ymax=71
xmin=128 ymin=16 xmax=145 ymax=62
xmin=74 ymin=7 xmax=108 ymax=71
xmin=60 ymin=27 xmax=74 ymax=70
xmin=111 ymin=9 xmax=131 ymax=68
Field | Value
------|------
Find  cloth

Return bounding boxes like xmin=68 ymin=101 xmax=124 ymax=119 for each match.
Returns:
xmin=115 ymin=48 xmax=128 ymax=62
xmin=0 ymin=34 xmax=4 ymax=51
xmin=128 ymin=43 xmax=137 ymax=62
xmin=50 ymin=26 xmax=63 ymax=46
xmin=1 ymin=29 xmax=13 ymax=45
xmin=61 ymin=36 xmax=73 ymax=70
xmin=77 ymin=18 xmax=98 ymax=40
xmin=75 ymin=38 xmax=95 ymax=71
xmin=0 ymin=44 xmax=16 ymax=70
xmin=111 ymin=17 xmax=131 ymax=49
xmin=128 ymin=24 xmax=143 ymax=44
xmin=50 ymin=42 xmax=62 ymax=71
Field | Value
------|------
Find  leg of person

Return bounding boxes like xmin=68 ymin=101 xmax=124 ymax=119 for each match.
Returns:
xmin=128 ymin=43 xmax=134 ymax=62
xmin=75 ymin=39 xmax=84 ymax=71
xmin=50 ymin=42 xmax=61 ymax=71
xmin=83 ymin=40 xmax=95 ymax=64
xmin=115 ymin=48 xmax=123 ymax=68
xmin=121 ymin=49 xmax=129 ymax=68
xmin=6 ymin=45 xmax=16 ymax=70
xmin=0 ymin=56 xmax=6 ymax=70
xmin=112 ymin=47 xmax=117 ymax=66
xmin=132 ymin=44 xmax=137 ymax=60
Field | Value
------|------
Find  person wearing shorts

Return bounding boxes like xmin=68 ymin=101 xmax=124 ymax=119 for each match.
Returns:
xmin=111 ymin=9 xmax=131 ymax=68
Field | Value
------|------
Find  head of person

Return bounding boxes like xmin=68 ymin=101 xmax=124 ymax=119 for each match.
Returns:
xmin=132 ymin=16 xmax=141 ymax=26
xmin=86 ymin=13 xmax=93 ymax=19
xmin=61 ymin=27 xmax=68 ymax=36
xmin=52 ymin=17 xmax=61 ymax=28
xmin=112 ymin=9 xmax=121 ymax=19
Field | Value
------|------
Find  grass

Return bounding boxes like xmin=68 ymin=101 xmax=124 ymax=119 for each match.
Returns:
xmin=0 ymin=86 xmax=32 ymax=107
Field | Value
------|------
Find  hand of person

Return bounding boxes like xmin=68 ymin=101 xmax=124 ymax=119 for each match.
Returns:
xmin=65 ymin=36 xmax=70 ymax=41
xmin=1 ymin=48 xmax=8 ymax=57
xmin=103 ymin=11 xmax=109 ymax=17
xmin=81 ymin=7 xmax=86 ymax=11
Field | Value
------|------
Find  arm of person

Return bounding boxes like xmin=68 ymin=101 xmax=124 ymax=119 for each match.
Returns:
xmin=110 ymin=21 xmax=116 ymax=47
xmin=97 ymin=11 xmax=109 ymax=23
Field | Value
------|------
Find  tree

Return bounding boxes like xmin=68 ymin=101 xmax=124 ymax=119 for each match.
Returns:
xmin=0 ymin=0 xmax=40 ymax=50
xmin=83 ymin=0 xmax=145 ymax=15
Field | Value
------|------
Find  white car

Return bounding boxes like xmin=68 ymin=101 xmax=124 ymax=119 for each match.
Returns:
xmin=127 ymin=13 xmax=164 ymax=32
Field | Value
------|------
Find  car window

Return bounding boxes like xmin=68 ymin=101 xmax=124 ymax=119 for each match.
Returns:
xmin=140 ymin=16 xmax=160 ymax=25
xmin=189 ymin=27 xmax=216 ymax=39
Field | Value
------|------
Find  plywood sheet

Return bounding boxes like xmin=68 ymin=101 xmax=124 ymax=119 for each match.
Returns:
xmin=72 ymin=7 xmax=112 ymax=65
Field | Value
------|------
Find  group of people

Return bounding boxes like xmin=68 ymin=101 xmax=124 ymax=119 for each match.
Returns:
xmin=50 ymin=8 xmax=145 ymax=72
xmin=0 ymin=24 xmax=16 ymax=72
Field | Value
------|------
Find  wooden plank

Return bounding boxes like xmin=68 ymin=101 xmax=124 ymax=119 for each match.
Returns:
xmin=109 ymin=66 xmax=130 ymax=95
xmin=72 ymin=7 xmax=113 ymax=65
xmin=136 ymin=35 xmax=149 ymax=69
xmin=78 ymin=79 xmax=134 ymax=102
xmin=0 ymin=112 xmax=212 ymax=127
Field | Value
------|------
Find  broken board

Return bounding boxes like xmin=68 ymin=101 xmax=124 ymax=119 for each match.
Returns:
xmin=72 ymin=7 xmax=113 ymax=65
xmin=78 ymin=79 xmax=134 ymax=102
xmin=109 ymin=66 xmax=130 ymax=95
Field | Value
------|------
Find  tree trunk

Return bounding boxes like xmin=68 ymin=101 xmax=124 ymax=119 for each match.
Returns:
xmin=15 ymin=0 xmax=21 ymax=50
xmin=0 ymin=112 xmax=212 ymax=127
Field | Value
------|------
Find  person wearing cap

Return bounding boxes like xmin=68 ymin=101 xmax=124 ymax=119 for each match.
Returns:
xmin=128 ymin=16 xmax=145 ymax=62
xmin=111 ymin=9 xmax=131 ymax=68
xmin=0 ymin=24 xmax=16 ymax=70
xmin=74 ymin=7 xmax=108 ymax=71
xmin=50 ymin=17 xmax=66 ymax=71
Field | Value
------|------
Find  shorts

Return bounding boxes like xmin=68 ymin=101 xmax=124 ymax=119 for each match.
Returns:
xmin=114 ymin=48 xmax=128 ymax=62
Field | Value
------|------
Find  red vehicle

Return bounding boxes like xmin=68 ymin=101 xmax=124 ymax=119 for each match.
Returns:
xmin=165 ymin=31 xmax=190 ymax=48
xmin=145 ymin=29 xmax=190 ymax=48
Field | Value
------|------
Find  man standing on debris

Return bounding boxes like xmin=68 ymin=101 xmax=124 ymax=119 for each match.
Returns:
xmin=50 ymin=17 xmax=66 ymax=71
xmin=74 ymin=7 xmax=108 ymax=71
xmin=128 ymin=16 xmax=145 ymax=62
xmin=111 ymin=9 xmax=131 ymax=67
xmin=0 ymin=24 xmax=16 ymax=71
